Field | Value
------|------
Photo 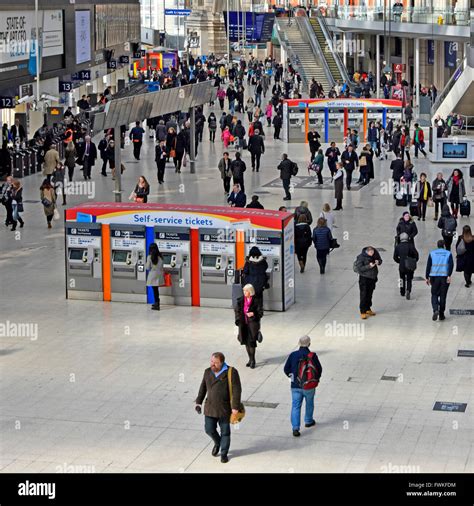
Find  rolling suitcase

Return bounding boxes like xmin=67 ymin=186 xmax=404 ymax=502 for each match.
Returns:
xmin=395 ymin=193 xmax=407 ymax=206
xmin=409 ymin=201 xmax=419 ymax=217
xmin=460 ymin=199 xmax=471 ymax=217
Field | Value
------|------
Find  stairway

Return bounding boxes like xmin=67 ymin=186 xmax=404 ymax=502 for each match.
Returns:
xmin=309 ymin=18 xmax=343 ymax=84
xmin=285 ymin=23 xmax=331 ymax=93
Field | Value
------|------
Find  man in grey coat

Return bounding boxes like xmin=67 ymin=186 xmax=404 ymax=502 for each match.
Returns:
xmin=195 ymin=352 xmax=242 ymax=463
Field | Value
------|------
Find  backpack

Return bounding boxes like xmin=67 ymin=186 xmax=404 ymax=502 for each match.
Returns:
xmin=297 ymin=352 xmax=320 ymax=390
xmin=353 ymin=258 xmax=360 ymax=274
xmin=291 ymin=162 xmax=299 ymax=176
xmin=443 ymin=217 xmax=456 ymax=236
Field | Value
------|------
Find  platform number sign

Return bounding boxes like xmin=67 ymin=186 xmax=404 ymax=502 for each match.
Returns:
xmin=59 ymin=81 xmax=73 ymax=93
xmin=0 ymin=96 xmax=15 ymax=108
xmin=107 ymin=59 xmax=117 ymax=70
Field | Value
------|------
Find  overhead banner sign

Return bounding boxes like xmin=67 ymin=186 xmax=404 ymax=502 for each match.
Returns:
xmin=0 ymin=10 xmax=64 ymax=65
xmin=427 ymin=40 xmax=434 ymax=65
xmin=444 ymin=41 xmax=457 ymax=68
xmin=75 ymin=10 xmax=91 ymax=65
xmin=223 ymin=12 xmax=275 ymax=43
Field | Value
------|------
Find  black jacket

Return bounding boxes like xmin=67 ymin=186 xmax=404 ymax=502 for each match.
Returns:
xmin=294 ymin=223 xmax=312 ymax=252
xmin=393 ymin=241 xmax=419 ymax=273
xmin=341 ymin=150 xmax=359 ymax=170
xmin=390 ymin=159 xmax=404 ymax=182
xmin=235 ymin=295 xmax=264 ymax=347
xmin=355 ymin=247 xmax=383 ymax=280
xmin=307 ymin=131 xmax=321 ymax=150
xmin=396 ymin=219 xmax=418 ymax=241
xmin=230 ymin=159 xmax=246 ymax=180
xmin=242 ymin=256 xmax=269 ymax=295
xmin=278 ymin=158 xmax=294 ymax=180
xmin=248 ymin=134 xmax=265 ymax=154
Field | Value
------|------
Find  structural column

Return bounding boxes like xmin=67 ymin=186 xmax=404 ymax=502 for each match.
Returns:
xmin=414 ymin=37 xmax=420 ymax=112
xmin=343 ymin=32 xmax=347 ymax=68
xmin=114 ymin=127 xmax=122 ymax=203
xmin=376 ymin=34 xmax=381 ymax=98
xmin=189 ymin=107 xmax=196 ymax=174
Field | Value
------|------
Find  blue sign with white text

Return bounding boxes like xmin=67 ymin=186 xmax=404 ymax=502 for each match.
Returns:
xmin=164 ymin=9 xmax=191 ymax=15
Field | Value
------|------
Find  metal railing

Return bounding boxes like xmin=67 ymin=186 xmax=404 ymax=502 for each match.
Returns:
xmin=431 ymin=56 xmax=467 ymax=116
xmin=313 ymin=10 xmax=354 ymax=88
xmin=319 ymin=5 xmax=470 ymax=26
xmin=294 ymin=16 xmax=335 ymax=89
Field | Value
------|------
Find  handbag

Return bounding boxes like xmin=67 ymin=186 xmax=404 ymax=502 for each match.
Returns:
xmin=256 ymin=331 xmax=263 ymax=343
xmin=17 ymin=203 xmax=24 ymax=213
xmin=41 ymin=198 xmax=52 ymax=207
xmin=169 ymin=149 xmax=176 ymax=158
xmin=183 ymin=154 xmax=188 ymax=168
xmin=330 ymin=238 xmax=340 ymax=249
xmin=135 ymin=197 xmax=144 ymax=203
xmin=456 ymin=239 xmax=467 ymax=256
xmin=404 ymin=257 xmax=417 ymax=272
xmin=228 ymin=367 xmax=245 ymax=424
xmin=53 ymin=208 xmax=60 ymax=220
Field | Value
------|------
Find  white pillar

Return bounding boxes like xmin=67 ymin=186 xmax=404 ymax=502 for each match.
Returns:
xmin=376 ymin=34 xmax=381 ymax=98
xmin=414 ymin=37 xmax=420 ymax=112
xmin=354 ymin=34 xmax=359 ymax=71
xmin=343 ymin=32 xmax=347 ymax=67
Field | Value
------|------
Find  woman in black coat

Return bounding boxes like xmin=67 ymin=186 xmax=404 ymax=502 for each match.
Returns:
xmin=241 ymin=246 xmax=269 ymax=298
xmin=235 ymin=284 xmax=264 ymax=369
xmin=294 ymin=214 xmax=312 ymax=273
xmin=455 ymin=225 xmax=474 ymax=287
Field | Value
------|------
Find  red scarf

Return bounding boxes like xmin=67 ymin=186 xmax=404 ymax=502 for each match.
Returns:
xmin=453 ymin=175 xmax=460 ymax=185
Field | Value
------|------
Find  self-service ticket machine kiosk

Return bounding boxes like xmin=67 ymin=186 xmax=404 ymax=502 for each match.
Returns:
xmin=154 ymin=226 xmax=192 ymax=305
xmin=245 ymin=230 xmax=284 ymax=311
xmin=110 ymin=224 xmax=146 ymax=302
xmin=66 ymin=222 xmax=103 ymax=300
xmin=199 ymin=228 xmax=236 ymax=308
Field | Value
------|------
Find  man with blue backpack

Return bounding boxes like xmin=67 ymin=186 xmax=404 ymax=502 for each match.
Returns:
xmin=284 ymin=336 xmax=322 ymax=437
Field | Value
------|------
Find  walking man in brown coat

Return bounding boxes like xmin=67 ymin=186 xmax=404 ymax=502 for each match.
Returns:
xmin=195 ymin=352 xmax=242 ymax=463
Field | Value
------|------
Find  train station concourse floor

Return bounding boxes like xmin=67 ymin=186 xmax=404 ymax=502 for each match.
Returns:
xmin=1 ymin=106 xmax=473 ymax=475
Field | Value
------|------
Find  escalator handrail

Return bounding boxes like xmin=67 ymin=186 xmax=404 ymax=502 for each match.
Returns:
xmin=431 ymin=56 xmax=467 ymax=117
xmin=313 ymin=10 xmax=356 ymax=89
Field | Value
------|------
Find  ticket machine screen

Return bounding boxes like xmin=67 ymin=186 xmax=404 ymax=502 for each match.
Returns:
xmin=202 ymin=255 xmax=218 ymax=268
xmin=162 ymin=253 xmax=173 ymax=265
xmin=113 ymin=250 xmax=129 ymax=263
xmin=69 ymin=249 xmax=85 ymax=261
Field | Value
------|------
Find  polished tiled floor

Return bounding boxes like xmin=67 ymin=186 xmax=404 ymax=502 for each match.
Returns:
xmin=1 ymin=92 xmax=473 ymax=473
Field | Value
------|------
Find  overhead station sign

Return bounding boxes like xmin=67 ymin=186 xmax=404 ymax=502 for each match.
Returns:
xmin=223 ymin=12 xmax=275 ymax=43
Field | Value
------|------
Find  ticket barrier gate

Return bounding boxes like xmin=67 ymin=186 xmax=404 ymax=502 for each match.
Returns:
xmin=66 ymin=222 xmax=103 ymax=300
xmin=245 ymin=231 xmax=283 ymax=311
xmin=110 ymin=224 xmax=146 ymax=302
xmin=199 ymin=228 xmax=236 ymax=308
xmin=154 ymin=226 xmax=192 ymax=305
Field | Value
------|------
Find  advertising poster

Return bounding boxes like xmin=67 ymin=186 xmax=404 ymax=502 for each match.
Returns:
xmin=283 ymin=220 xmax=295 ymax=309
xmin=75 ymin=11 xmax=91 ymax=65
xmin=444 ymin=41 xmax=457 ymax=68
xmin=0 ymin=10 xmax=63 ymax=65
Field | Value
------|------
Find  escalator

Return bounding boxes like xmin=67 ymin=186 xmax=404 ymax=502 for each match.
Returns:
xmin=431 ymin=57 xmax=474 ymax=121
xmin=308 ymin=17 xmax=344 ymax=83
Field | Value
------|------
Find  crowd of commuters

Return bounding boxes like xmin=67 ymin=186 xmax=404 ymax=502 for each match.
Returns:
xmin=1 ymin=51 xmax=472 ymax=465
